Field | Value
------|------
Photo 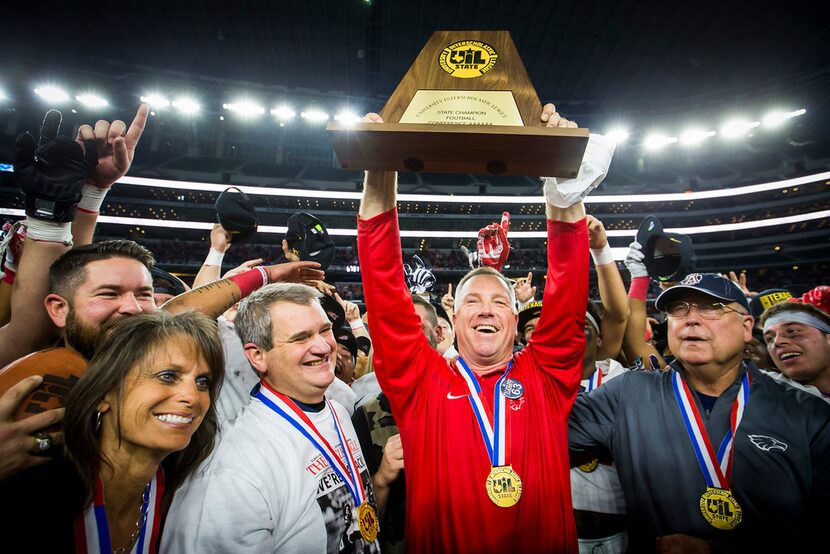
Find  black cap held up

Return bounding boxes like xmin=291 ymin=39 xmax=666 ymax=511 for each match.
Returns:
xmin=636 ymin=215 xmax=695 ymax=282
xmin=215 ymin=187 xmax=258 ymax=243
xmin=285 ymin=212 xmax=336 ymax=271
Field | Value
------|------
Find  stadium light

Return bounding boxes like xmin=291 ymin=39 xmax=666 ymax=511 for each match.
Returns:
xmin=34 ymin=85 xmax=70 ymax=104
xmin=762 ymin=108 xmax=806 ymax=128
xmin=140 ymin=93 xmax=171 ymax=109
xmin=334 ymin=111 xmax=361 ymax=124
xmin=75 ymin=93 xmax=108 ymax=108
xmin=643 ymin=134 xmax=678 ymax=151
xmin=271 ymin=106 xmax=296 ymax=121
xmin=223 ymin=100 xmax=265 ymax=118
xmin=679 ymin=129 xmax=716 ymax=146
xmin=604 ymin=128 xmax=630 ymax=144
xmin=172 ymin=97 xmax=200 ymax=115
xmin=720 ymin=119 xmax=759 ymax=138
xmin=301 ymin=110 xmax=329 ymax=122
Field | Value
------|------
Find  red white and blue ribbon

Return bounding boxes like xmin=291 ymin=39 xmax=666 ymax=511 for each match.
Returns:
xmin=586 ymin=368 xmax=603 ymax=392
xmin=671 ymin=369 xmax=751 ymax=488
xmin=255 ymin=381 xmax=367 ymax=508
xmin=74 ymin=467 xmax=164 ymax=554
xmin=457 ymin=358 xmax=513 ymax=467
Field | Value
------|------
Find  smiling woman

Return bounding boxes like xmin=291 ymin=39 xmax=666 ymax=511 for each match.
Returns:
xmin=2 ymin=311 xmax=225 ymax=553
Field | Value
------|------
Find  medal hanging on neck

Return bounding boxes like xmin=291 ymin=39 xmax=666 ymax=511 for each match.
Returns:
xmin=457 ymin=358 xmax=522 ymax=507
xmin=74 ymin=467 xmax=164 ymax=554
xmin=672 ymin=370 xmax=751 ymax=530
xmin=255 ymin=382 xmax=378 ymax=543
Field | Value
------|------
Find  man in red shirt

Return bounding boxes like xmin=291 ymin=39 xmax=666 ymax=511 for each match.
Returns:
xmin=356 ymin=105 xmax=615 ymax=552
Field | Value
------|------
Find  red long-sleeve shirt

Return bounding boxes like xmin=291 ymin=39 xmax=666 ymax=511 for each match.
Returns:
xmin=357 ymin=208 xmax=588 ymax=553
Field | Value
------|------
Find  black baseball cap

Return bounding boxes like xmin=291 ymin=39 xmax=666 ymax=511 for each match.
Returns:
xmin=518 ymin=301 xmax=543 ymax=335
xmin=637 ymin=215 xmax=696 ymax=282
xmin=285 ymin=212 xmax=336 ymax=272
xmin=750 ymin=288 xmax=793 ymax=320
xmin=215 ymin=187 xmax=258 ymax=242
xmin=151 ymin=267 xmax=189 ymax=297
xmin=655 ymin=273 xmax=750 ymax=313
xmin=334 ymin=326 xmax=358 ymax=361
xmin=319 ymin=293 xmax=346 ymax=331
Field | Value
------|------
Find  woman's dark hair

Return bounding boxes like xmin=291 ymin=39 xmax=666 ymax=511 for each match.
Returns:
xmin=64 ymin=311 xmax=225 ymax=502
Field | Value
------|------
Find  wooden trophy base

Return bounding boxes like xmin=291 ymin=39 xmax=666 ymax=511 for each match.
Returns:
xmin=327 ymin=122 xmax=588 ymax=177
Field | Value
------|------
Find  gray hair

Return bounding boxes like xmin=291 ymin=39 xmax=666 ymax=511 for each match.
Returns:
xmin=235 ymin=283 xmax=322 ymax=350
xmin=453 ymin=267 xmax=518 ymax=313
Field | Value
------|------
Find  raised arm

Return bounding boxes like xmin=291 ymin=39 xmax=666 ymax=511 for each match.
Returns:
xmin=621 ymin=241 xmax=665 ymax=369
xmin=0 ymin=110 xmax=98 ymax=366
xmin=162 ymin=261 xmax=324 ymax=319
xmin=192 ymin=224 xmax=233 ymax=288
xmin=586 ymin=215 xmax=629 ymax=360
xmin=356 ymin=114 xmax=444 ymax=420
xmin=529 ymin=105 xmax=616 ymax=379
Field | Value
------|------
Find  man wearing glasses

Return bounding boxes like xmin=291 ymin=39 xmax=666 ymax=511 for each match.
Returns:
xmin=569 ymin=273 xmax=830 ymax=552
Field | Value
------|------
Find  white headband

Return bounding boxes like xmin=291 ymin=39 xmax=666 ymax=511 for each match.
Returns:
xmin=763 ymin=311 xmax=830 ymax=334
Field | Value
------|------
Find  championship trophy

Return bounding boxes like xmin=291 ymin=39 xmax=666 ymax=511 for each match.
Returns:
xmin=327 ymin=30 xmax=589 ymax=177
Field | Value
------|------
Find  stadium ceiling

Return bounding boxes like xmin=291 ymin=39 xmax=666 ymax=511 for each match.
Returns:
xmin=5 ymin=1 xmax=830 ymax=118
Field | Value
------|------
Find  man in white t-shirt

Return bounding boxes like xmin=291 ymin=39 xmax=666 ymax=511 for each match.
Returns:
xmin=571 ymin=303 xmax=628 ymax=553
xmin=163 ymin=283 xmax=380 ymax=554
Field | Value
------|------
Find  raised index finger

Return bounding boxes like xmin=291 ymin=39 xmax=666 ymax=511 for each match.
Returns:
xmin=125 ymin=104 xmax=150 ymax=150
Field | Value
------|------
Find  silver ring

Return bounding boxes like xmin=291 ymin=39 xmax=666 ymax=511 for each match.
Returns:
xmin=33 ymin=432 xmax=52 ymax=454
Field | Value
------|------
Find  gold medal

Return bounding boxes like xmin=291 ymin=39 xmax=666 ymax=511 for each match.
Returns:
xmin=577 ymin=458 xmax=599 ymax=473
xmin=699 ymin=487 xmax=742 ymax=530
xmin=485 ymin=465 xmax=522 ymax=507
xmin=357 ymin=503 xmax=379 ymax=542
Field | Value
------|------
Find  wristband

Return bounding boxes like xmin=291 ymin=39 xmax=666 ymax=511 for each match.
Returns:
xmin=204 ymin=248 xmax=225 ymax=267
xmin=517 ymin=296 xmax=534 ymax=311
xmin=25 ymin=217 xmax=72 ymax=245
xmin=349 ymin=319 xmax=365 ymax=331
xmin=76 ymin=184 xmax=109 ymax=214
xmin=628 ymin=276 xmax=650 ymax=301
xmin=590 ymin=243 xmax=614 ymax=266
xmin=228 ymin=267 xmax=268 ymax=298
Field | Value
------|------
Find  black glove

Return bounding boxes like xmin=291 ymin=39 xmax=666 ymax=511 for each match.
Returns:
xmin=14 ymin=110 xmax=98 ymax=223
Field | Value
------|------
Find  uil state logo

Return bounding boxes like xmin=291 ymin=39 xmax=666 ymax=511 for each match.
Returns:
xmin=439 ymin=40 xmax=498 ymax=78
xmin=699 ymin=487 xmax=742 ymax=530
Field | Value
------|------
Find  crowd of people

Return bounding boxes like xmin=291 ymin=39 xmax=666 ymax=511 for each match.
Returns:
xmin=0 ymin=103 xmax=827 ymax=554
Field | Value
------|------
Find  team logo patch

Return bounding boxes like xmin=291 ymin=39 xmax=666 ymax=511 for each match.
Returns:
xmin=748 ymin=434 xmax=788 ymax=453
xmin=510 ymin=397 xmax=525 ymax=411
xmin=681 ymin=273 xmax=703 ymax=285
xmin=439 ymin=40 xmax=498 ymax=78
